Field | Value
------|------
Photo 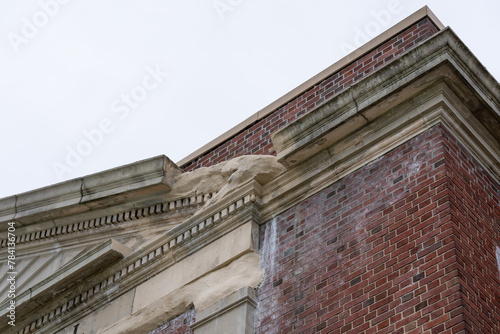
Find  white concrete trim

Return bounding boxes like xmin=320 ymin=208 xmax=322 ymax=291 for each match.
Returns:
xmin=0 ymin=155 xmax=181 ymax=228
xmin=192 ymin=286 xmax=257 ymax=333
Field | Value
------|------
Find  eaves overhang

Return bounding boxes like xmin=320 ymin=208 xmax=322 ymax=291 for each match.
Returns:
xmin=261 ymin=27 xmax=500 ymax=221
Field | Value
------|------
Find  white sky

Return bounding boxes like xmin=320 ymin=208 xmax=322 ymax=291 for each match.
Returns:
xmin=0 ymin=0 xmax=499 ymax=199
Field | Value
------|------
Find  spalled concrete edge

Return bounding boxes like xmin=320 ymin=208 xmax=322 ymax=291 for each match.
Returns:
xmin=95 ymin=251 xmax=263 ymax=334
xmin=176 ymin=6 xmax=444 ymax=168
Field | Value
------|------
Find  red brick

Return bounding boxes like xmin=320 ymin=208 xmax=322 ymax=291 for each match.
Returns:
xmin=254 ymin=125 xmax=500 ymax=333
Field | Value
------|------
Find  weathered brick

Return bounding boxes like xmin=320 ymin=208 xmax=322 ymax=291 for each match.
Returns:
xmin=148 ymin=307 xmax=195 ymax=334
xmin=254 ymin=125 xmax=500 ymax=333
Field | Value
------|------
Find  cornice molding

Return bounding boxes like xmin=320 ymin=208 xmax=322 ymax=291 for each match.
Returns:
xmin=262 ymin=85 xmax=467 ymax=222
xmin=0 ymin=155 xmax=181 ymax=229
xmin=272 ymin=28 xmax=500 ymax=169
xmin=254 ymin=30 xmax=500 ymax=228
xmin=0 ymin=239 xmax=130 ymax=324
xmin=0 ymin=192 xmax=215 ymax=249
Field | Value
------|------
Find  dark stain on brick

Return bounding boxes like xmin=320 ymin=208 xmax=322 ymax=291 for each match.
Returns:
xmin=417 ymin=241 xmax=442 ymax=259
xmin=316 ymin=281 xmax=327 ymax=291
xmin=284 ymin=247 xmax=294 ymax=257
xmin=273 ymin=278 xmax=283 ymax=287
xmin=371 ymin=224 xmax=382 ymax=235
xmin=434 ymin=159 xmax=445 ymax=168
xmin=415 ymin=300 xmax=427 ymax=312
xmin=350 ymin=276 xmax=361 ymax=286
xmin=295 ymin=305 xmax=304 ymax=315
xmin=384 ymin=231 xmax=395 ymax=242
xmin=295 ymin=291 xmax=304 ymax=302
xmin=327 ymin=236 xmax=338 ymax=245
xmin=327 ymin=190 xmax=337 ymax=199
xmin=349 ymin=249 xmax=360 ymax=260
xmin=316 ymin=322 xmax=327 ymax=331
xmin=337 ymin=245 xmax=346 ymax=253
xmin=363 ymin=297 xmax=374 ymax=307
xmin=402 ymin=292 xmax=413 ymax=303
xmin=413 ymin=272 xmax=425 ymax=283
xmin=393 ymin=175 xmax=404 ymax=184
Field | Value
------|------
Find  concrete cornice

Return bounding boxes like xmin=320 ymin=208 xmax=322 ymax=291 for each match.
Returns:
xmin=262 ymin=28 xmax=500 ymax=222
xmin=176 ymin=6 xmax=444 ymax=168
xmin=0 ymin=155 xmax=181 ymax=229
xmin=272 ymin=28 xmax=500 ymax=169
xmin=0 ymin=192 xmax=211 ymax=250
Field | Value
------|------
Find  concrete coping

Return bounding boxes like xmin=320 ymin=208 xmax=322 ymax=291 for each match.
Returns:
xmin=0 ymin=155 xmax=181 ymax=228
xmin=177 ymin=6 xmax=445 ymax=167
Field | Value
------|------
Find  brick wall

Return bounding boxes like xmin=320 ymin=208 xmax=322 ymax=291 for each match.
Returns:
xmin=443 ymin=131 xmax=500 ymax=332
xmin=256 ymin=125 xmax=500 ymax=334
xmin=182 ymin=18 xmax=439 ymax=171
xmin=148 ymin=307 xmax=195 ymax=334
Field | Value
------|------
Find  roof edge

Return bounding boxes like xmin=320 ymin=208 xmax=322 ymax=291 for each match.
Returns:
xmin=177 ymin=6 xmax=445 ymax=167
xmin=0 ymin=155 xmax=181 ymax=227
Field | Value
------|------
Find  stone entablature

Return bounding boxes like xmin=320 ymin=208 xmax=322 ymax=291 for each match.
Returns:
xmin=0 ymin=156 xmax=282 ymax=333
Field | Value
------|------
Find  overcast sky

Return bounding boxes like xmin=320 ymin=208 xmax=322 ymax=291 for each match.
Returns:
xmin=0 ymin=0 xmax=499 ymax=199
